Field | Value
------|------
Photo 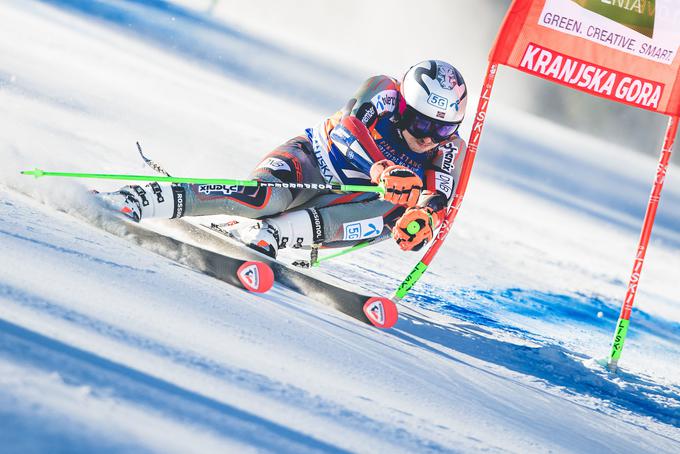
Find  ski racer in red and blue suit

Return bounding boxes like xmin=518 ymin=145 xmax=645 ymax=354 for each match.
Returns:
xmin=100 ymin=60 xmax=469 ymax=259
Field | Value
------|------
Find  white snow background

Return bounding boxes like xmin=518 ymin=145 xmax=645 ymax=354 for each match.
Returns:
xmin=0 ymin=1 xmax=679 ymax=452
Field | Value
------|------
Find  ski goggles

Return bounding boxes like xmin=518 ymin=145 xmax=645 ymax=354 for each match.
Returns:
xmin=401 ymin=106 xmax=460 ymax=142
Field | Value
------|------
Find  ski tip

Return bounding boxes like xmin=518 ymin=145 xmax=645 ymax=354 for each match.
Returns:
xmin=237 ymin=261 xmax=274 ymax=293
xmin=363 ymin=297 xmax=399 ymax=329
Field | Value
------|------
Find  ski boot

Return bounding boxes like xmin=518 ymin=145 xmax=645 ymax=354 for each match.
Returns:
xmin=239 ymin=208 xmax=323 ymax=259
xmin=239 ymin=221 xmax=281 ymax=258
xmin=95 ymin=183 xmax=179 ymax=222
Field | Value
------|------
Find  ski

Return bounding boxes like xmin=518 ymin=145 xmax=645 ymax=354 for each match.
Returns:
xmin=103 ymin=217 xmax=275 ymax=293
xmin=99 ymin=216 xmax=398 ymax=328
xmin=198 ymin=221 xmax=398 ymax=328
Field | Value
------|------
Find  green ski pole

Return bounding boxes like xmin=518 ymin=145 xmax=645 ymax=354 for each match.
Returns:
xmin=312 ymin=241 xmax=373 ymax=266
xmin=20 ymin=168 xmax=384 ymax=194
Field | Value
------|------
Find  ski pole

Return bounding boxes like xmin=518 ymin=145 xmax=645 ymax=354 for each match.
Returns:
xmin=312 ymin=241 xmax=373 ymax=266
xmin=20 ymin=168 xmax=385 ymax=194
xmin=291 ymin=240 xmax=372 ymax=268
xmin=391 ymin=62 xmax=499 ymax=303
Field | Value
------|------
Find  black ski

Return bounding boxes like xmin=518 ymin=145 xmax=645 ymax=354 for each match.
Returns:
xmin=101 ymin=217 xmax=274 ymax=293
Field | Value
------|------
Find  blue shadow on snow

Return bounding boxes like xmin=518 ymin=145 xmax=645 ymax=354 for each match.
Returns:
xmin=452 ymin=287 xmax=680 ymax=343
xmin=0 ymin=281 xmax=452 ymax=453
xmin=0 ymin=317 xmax=350 ymax=454
xmin=395 ymin=287 xmax=680 ymax=429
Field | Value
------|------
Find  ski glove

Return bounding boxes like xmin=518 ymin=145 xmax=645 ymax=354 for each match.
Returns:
xmin=393 ymin=206 xmax=436 ymax=251
xmin=370 ymin=159 xmax=422 ymax=207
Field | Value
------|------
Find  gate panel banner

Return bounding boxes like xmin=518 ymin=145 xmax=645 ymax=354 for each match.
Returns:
xmin=490 ymin=0 xmax=680 ymax=115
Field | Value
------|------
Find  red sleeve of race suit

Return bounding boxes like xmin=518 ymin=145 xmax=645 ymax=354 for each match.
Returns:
xmin=333 ymin=75 xmax=400 ymax=167
xmin=339 ymin=116 xmax=386 ymax=163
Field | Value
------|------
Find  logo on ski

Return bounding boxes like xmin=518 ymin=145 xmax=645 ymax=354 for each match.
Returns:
xmin=363 ymin=297 xmax=399 ymax=329
xmin=240 ymin=264 xmax=259 ymax=288
xmin=237 ymin=261 xmax=274 ymax=293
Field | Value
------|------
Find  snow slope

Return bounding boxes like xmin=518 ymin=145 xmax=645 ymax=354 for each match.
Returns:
xmin=0 ymin=1 xmax=679 ymax=452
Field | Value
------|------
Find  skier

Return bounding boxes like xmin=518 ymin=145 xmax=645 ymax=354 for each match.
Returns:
xmin=99 ymin=60 xmax=468 ymax=259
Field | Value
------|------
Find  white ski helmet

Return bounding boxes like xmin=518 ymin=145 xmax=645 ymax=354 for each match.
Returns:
xmin=398 ymin=60 xmax=467 ymax=140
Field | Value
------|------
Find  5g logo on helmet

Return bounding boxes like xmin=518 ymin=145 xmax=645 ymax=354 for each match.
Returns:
xmin=427 ymin=93 xmax=450 ymax=109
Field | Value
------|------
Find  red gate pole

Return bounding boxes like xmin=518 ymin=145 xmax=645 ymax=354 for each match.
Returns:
xmin=607 ymin=115 xmax=678 ymax=372
xmin=392 ymin=62 xmax=499 ymax=302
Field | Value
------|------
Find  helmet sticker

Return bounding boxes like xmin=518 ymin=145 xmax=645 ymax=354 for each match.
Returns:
xmin=453 ymin=83 xmax=466 ymax=98
xmin=427 ymin=93 xmax=449 ymax=109
xmin=436 ymin=64 xmax=457 ymax=90
xmin=414 ymin=60 xmax=437 ymax=95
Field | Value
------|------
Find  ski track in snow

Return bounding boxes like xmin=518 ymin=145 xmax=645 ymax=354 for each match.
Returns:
xmin=1 ymin=190 xmax=679 ymax=452
xmin=0 ymin=192 xmax=459 ymax=453
xmin=1 ymin=0 xmax=679 ymax=452
xmin=335 ymin=259 xmax=680 ymax=429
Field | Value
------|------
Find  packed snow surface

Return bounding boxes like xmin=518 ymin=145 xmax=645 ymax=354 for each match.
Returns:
xmin=0 ymin=1 xmax=679 ymax=452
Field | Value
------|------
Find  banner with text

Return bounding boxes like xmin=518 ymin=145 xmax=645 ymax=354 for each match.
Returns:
xmin=490 ymin=0 xmax=680 ymax=115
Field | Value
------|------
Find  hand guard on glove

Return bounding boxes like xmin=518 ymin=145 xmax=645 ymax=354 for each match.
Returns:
xmin=393 ymin=206 xmax=437 ymax=251
xmin=370 ymin=159 xmax=422 ymax=207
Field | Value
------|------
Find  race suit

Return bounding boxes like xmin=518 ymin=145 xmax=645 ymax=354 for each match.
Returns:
xmin=170 ymin=75 xmax=468 ymax=249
